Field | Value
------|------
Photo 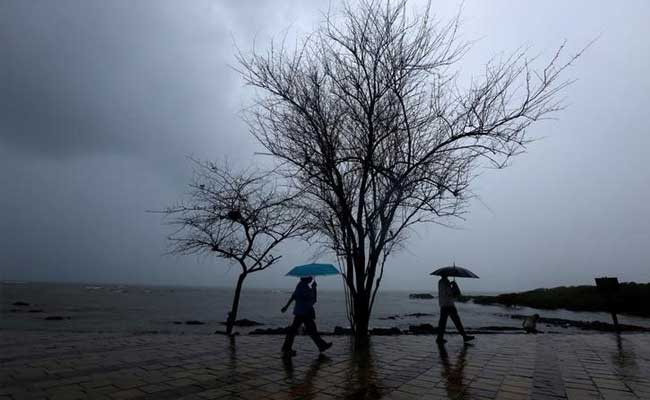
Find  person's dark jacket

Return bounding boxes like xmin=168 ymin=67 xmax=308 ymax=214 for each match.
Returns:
xmin=293 ymin=281 xmax=317 ymax=318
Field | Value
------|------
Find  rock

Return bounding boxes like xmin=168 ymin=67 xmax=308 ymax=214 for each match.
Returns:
xmin=172 ymin=321 xmax=183 ymax=325
xmin=185 ymin=320 xmax=205 ymax=325
xmin=45 ymin=316 xmax=69 ymax=321
xmin=220 ymin=319 xmax=264 ymax=327
xmin=249 ymin=327 xmax=289 ymax=335
xmin=408 ymin=323 xmax=437 ymax=334
xmin=380 ymin=312 xmax=434 ymax=320
xmin=409 ymin=293 xmax=434 ymax=299
xmin=28 ymin=309 xmax=44 ymax=313
xmin=405 ymin=312 xmax=434 ymax=318
xmin=509 ymin=314 xmax=650 ymax=332
xmin=477 ymin=326 xmax=522 ymax=331
xmin=333 ymin=326 xmax=353 ymax=335
xmin=12 ymin=301 xmax=30 ymax=306
xmin=370 ymin=327 xmax=402 ymax=336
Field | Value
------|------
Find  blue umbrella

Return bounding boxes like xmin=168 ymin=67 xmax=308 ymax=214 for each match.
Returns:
xmin=286 ymin=263 xmax=340 ymax=277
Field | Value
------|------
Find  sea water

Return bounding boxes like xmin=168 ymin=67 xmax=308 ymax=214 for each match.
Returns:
xmin=2 ymin=282 xmax=649 ymax=334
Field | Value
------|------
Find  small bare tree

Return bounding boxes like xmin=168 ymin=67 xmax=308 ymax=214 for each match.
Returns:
xmin=162 ymin=160 xmax=305 ymax=335
xmin=236 ymin=0 xmax=585 ymax=345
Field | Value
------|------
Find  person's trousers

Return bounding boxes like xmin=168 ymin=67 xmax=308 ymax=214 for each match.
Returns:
xmin=282 ymin=315 xmax=327 ymax=351
xmin=437 ymin=306 xmax=466 ymax=339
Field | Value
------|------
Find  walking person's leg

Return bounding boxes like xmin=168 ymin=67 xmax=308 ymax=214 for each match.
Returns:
xmin=304 ymin=318 xmax=332 ymax=352
xmin=449 ymin=307 xmax=474 ymax=342
xmin=437 ymin=307 xmax=450 ymax=343
xmin=448 ymin=307 xmax=466 ymax=336
xmin=282 ymin=316 xmax=303 ymax=354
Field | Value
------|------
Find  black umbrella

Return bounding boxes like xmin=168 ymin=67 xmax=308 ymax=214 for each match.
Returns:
xmin=430 ymin=262 xmax=479 ymax=279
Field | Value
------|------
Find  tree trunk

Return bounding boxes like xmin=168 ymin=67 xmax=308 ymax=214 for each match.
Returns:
xmin=226 ymin=272 xmax=247 ymax=336
xmin=352 ymin=290 xmax=371 ymax=349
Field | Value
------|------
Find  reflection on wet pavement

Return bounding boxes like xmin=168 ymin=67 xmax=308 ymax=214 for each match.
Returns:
xmin=1 ymin=331 xmax=649 ymax=399
xmin=438 ymin=342 xmax=470 ymax=398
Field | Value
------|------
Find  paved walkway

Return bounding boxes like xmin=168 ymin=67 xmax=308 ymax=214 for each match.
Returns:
xmin=1 ymin=331 xmax=649 ymax=399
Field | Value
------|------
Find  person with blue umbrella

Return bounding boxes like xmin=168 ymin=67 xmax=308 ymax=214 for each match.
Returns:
xmin=280 ymin=263 xmax=337 ymax=357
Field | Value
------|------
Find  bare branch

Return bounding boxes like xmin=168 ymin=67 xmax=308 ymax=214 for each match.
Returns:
xmin=235 ymin=0 xmax=583 ymax=337
xmin=159 ymin=160 xmax=307 ymax=274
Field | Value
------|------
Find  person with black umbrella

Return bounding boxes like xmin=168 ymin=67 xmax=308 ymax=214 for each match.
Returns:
xmin=432 ymin=263 xmax=477 ymax=344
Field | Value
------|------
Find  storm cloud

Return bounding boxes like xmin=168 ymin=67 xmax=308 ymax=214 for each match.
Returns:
xmin=1 ymin=0 xmax=649 ymax=292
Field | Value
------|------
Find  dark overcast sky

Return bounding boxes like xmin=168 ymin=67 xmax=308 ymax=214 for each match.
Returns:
xmin=1 ymin=0 xmax=649 ymax=292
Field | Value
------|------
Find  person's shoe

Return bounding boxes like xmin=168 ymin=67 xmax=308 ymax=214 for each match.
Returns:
xmin=463 ymin=335 xmax=475 ymax=343
xmin=282 ymin=349 xmax=297 ymax=357
xmin=319 ymin=342 xmax=333 ymax=353
xmin=436 ymin=338 xmax=447 ymax=344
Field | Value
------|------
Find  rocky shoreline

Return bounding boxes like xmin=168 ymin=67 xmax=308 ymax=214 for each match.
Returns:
xmin=462 ymin=282 xmax=650 ymax=318
xmin=246 ymin=313 xmax=650 ymax=336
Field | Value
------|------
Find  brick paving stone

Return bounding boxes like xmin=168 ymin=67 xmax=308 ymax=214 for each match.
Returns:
xmin=1 ymin=331 xmax=649 ymax=399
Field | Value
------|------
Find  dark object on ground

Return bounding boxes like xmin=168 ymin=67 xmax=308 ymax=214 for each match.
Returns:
xmin=12 ymin=301 xmax=29 ymax=306
xmin=250 ymin=327 xmax=289 ymax=335
xmin=45 ymin=316 xmax=69 ymax=321
xmin=465 ymin=329 xmax=525 ymax=335
xmin=408 ymin=323 xmax=437 ymax=334
xmin=406 ymin=312 xmax=434 ymax=318
xmin=409 ymin=293 xmax=434 ymax=299
xmin=172 ymin=321 xmax=183 ymax=325
xmin=220 ymin=318 xmax=263 ymax=327
xmin=523 ymin=314 xmax=540 ymax=333
xmin=510 ymin=314 xmax=650 ymax=332
xmin=28 ymin=309 xmax=44 ymax=313
xmin=10 ymin=309 xmax=22 ymax=313
xmin=333 ymin=326 xmax=353 ymax=335
xmin=380 ymin=312 xmax=434 ymax=320
xmin=185 ymin=320 xmax=205 ymax=325
xmin=370 ymin=327 xmax=402 ymax=336
xmin=468 ymin=282 xmax=650 ymax=317
xmin=477 ymin=326 xmax=522 ymax=331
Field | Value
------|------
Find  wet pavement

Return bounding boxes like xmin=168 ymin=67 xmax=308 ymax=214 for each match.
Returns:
xmin=1 ymin=331 xmax=649 ymax=399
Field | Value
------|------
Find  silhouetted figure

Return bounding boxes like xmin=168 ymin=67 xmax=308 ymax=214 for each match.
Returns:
xmin=281 ymin=277 xmax=332 ymax=356
xmin=523 ymin=313 xmax=540 ymax=333
xmin=436 ymin=275 xmax=474 ymax=344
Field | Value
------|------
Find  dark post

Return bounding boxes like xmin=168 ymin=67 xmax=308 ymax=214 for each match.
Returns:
xmin=595 ymin=277 xmax=620 ymax=332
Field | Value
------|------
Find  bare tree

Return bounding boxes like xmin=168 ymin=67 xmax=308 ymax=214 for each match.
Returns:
xmin=236 ymin=0 xmax=585 ymax=345
xmin=162 ymin=160 xmax=305 ymax=335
